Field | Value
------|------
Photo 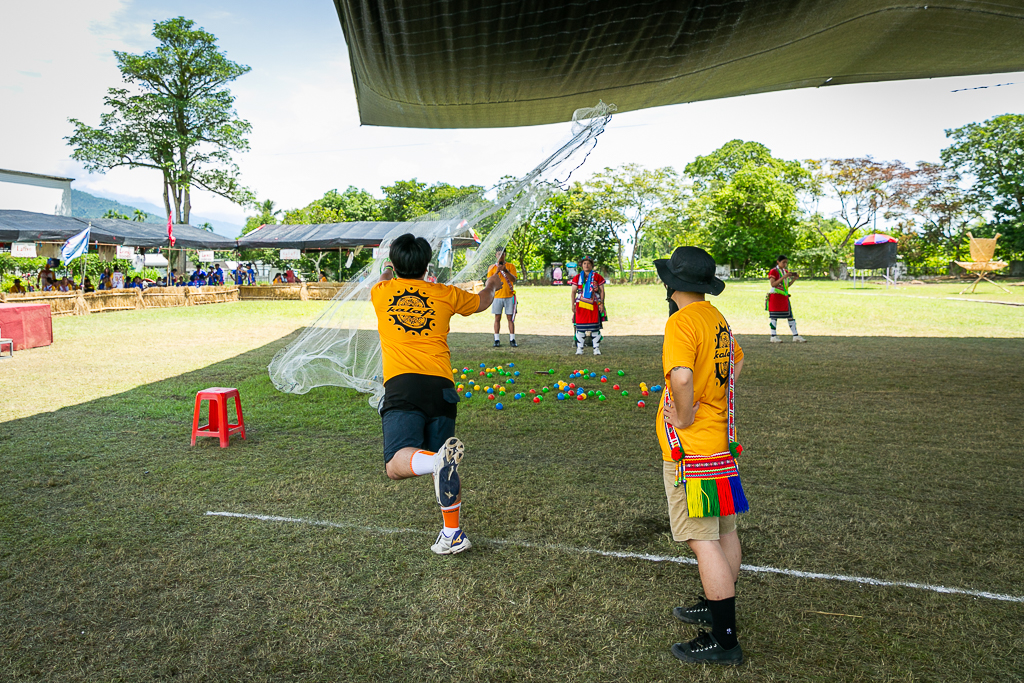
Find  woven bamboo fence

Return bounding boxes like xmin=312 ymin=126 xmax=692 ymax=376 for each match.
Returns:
xmin=0 ymin=286 xmax=239 ymax=315
xmin=239 ymin=283 xmax=310 ymax=300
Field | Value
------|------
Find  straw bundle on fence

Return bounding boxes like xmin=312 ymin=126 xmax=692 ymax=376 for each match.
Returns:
xmin=73 ymin=290 xmax=91 ymax=316
xmin=141 ymin=287 xmax=187 ymax=308
xmin=238 ymin=284 xmax=306 ymax=301
xmin=3 ymin=291 xmax=81 ymax=316
xmin=84 ymin=290 xmax=142 ymax=313
xmin=306 ymin=283 xmax=351 ymax=300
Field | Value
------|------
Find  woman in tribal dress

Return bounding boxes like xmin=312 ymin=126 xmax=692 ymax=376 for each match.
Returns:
xmin=570 ymin=256 xmax=607 ymax=355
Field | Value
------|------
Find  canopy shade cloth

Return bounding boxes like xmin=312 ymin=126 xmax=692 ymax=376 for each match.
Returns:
xmin=237 ymin=221 xmax=480 ymax=250
xmin=0 ymin=210 xmax=237 ymax=250
xmin=855 ymin=233 xmax=898 ymax=245
xmin=333 ymin=0 xmax=1024 ymax=128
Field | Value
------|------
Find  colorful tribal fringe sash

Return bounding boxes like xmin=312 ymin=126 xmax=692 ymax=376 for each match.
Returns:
xmin=578 ymin=271 xmax=595 ymax=310
xmin=664 ymin=326 xmax=749 ymax=518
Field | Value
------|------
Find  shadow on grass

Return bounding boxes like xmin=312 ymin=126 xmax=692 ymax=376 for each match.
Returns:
xmin=2 ymin=331 xmax=1023 ymax=681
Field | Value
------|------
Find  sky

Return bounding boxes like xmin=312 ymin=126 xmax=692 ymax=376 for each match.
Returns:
xmin=2 ymin=0 xmax=1024 ymax=237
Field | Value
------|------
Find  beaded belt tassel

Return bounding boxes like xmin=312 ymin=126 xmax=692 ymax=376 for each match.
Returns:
xmin=665 ymin=325 xmax=749 ymax=518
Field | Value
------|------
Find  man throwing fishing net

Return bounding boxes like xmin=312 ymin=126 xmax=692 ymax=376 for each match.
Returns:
xmin=371 ymin=233 xmax=502 ymax=554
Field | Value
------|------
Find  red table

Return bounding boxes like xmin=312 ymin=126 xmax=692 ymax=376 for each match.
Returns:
xmin=0 ymin=303 xmax=53 ymax=351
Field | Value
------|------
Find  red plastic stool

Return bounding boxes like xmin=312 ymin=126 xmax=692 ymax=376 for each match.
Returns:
xmin=191 ymin=387 xmax=246 ymax=447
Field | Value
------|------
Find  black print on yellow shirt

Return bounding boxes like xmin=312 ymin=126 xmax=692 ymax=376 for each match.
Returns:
xmin=388 ymin=289 xmax=435 ymax=335
xmin=714 ymin=322 xmax=730 ymax=387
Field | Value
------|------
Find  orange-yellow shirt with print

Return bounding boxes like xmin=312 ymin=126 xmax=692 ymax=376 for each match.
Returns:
xmin=656 ymin=301 xmax=744 ymax=462
xmin=371 ymin=278 xmax=480 ymax=383
xmin=486 ymin=262 xmax=517 ymax=299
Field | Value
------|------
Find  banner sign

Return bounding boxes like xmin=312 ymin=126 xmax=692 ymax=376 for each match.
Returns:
xmin=116 ymin=246 xmax=135 ymax=259
xmin=12 ymin=243 xmax=37 ymax=258
xmin=198 ymin=250 xmax=216 ymax=262
xmin=280 ymin=249 xmax=301 ymax=260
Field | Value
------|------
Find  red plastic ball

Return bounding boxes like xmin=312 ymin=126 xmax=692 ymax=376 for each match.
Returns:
xmin=568 ymin=383 xmax=576 ymax=389
xmin=488 ymin=394 xmax=495 ymax=400
xmin=641 ymin=390 xmax=649 ymax=397
xmin=576 ymin=394 xmax=585 ymax=401
xmin=567 ymin=390 xmax=575 ymax=396
xmin=604 ymin=368 xmax=611 ymax=373
xmin=600 ymin=377 xmax=607 ymax=383
xmin=612 ymin=384 xmax=620 ymax=391
xmin=529 ymin=389 xmax=536 ymax=394
xmin=637 ymin=400 xmax=646 ymax=408
xmin=533 ymin=396 xmax=540 ymax=403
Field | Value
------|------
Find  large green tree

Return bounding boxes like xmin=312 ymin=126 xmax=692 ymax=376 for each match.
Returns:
xmin=379 ymin=179 xmax=482 ymax=222
xmin=586 ymin=163 xmax=681 ymax=281
xmin=686 ymin=141 xmax=807 ymax=270
xmin=67 ymin=16 xmax=254 ymax=225
xmin=941 ymin=113 xmax=1024 ymax=253
xmin=533 ymin=186 xmax=619 ymax=273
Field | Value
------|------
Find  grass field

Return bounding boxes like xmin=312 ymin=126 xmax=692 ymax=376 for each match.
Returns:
xmin=2 ymin=282 xmax=1023 ymax=681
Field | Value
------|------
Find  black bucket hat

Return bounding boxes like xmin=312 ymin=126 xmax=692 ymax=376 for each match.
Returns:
xmin=654 ymin=246 xmax=725 ymax=296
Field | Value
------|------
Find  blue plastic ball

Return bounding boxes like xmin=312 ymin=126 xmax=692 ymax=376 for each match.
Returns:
xmin=479 ymin=363 xmax=486 ymax=368
xmin=495 ymin=403 xmax=504 ymax=410
xmin=589 ymin=372 xmax=596 ymax=378
xmin=514 ymin=393 xmax=522 ymax=400
xmin=508 ymin=362 xmax=515 ymax=367
xmin=557 ymin=393 xmax=565 ymax=400
xmin=514 ymin=370 xmax=520 ymax=376
xmin=465 ymin=392 xmax=472 ymax=398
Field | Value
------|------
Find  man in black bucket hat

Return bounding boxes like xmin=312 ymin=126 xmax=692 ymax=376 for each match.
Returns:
xmin=654 ymin=246 xmax=748 ymax=666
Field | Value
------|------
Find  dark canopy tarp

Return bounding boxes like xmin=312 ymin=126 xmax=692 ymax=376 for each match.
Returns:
xmin=0 ymin=210 xmax=125 ymax=245
xmin=84 ymin=218 xmax=238 ymax=250
xmin=237 ymin=222 xmax=479 ymax=250
xmin=854 ymin=242 xmax=898 ymax=270
xmin=0 ymin=210 xmax=237 ymax=250
xmin=333 ymin=0 xmax=1024 ymax=128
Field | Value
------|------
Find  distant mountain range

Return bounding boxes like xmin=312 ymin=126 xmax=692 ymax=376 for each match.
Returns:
xmin=70 ymin=189 xmax=243 ymax=238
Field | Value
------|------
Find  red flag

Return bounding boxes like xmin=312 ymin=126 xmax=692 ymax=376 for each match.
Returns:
xmin=167 ymin=214 xmax=176 ymax=246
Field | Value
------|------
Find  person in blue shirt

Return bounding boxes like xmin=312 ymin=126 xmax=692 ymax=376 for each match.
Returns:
xmin=214 ymin=264 xmax=224 ymax=285
xmin=234 ymin=267 xmax=246 ymax=285
xmin=246 ymin=263 xmax=256 ymax=284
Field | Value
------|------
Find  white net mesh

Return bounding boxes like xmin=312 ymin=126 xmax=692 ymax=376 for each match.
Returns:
xmin=267 ymin=102 xmax=615 ymax=405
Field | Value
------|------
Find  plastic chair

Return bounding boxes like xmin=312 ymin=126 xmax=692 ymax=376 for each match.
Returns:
xmin=191 ymin=387 xmax=246 ymax=447
xmin=0 ymin=325 xmax=12 ymax=359
xmin=955 ymin=233 xmax=1009 ymax=294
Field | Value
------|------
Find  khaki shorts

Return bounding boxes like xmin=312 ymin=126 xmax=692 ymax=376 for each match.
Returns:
xmin=663 ymin=461 xmax=736 ymax=541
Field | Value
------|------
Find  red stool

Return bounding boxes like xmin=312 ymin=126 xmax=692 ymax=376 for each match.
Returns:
xmin=191 ymin=387 xmax=246 ymax=447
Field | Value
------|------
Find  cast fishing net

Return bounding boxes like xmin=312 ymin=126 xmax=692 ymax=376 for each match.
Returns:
xmin=268 ymin=102 xmax=615 ymax=406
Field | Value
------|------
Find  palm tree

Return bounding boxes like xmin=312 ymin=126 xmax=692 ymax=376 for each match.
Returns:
xmin=132 ymin=209 xmax=147 ymax=222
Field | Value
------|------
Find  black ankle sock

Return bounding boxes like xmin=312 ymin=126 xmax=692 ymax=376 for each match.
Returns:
xmin=707 ymin=596 xmax=738 ymax=650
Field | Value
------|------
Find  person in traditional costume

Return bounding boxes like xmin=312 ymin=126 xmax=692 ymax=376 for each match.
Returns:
xmin=766 ymin=255 xmax=805 ymax=343
xmin=655 ymin=246 xmax=747 ymax=666
xmin=570 ymin=256 xmax=606 ymax=355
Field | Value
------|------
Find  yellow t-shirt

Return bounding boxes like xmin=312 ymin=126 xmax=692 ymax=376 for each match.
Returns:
xmin=371 ymin=278 xmax=480 ymax=383
xmin=657 ymin=301 xmax=744 ymax=462
xmin=486 ymin=262 xmax=517 ymax=299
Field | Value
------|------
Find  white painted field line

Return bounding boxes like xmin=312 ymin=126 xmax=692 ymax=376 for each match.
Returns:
xmin=205 ymin=511 xmax=1024 ymax=604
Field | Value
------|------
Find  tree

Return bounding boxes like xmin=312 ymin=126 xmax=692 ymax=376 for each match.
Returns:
xmin=132 ymin=209 xmax=148 ymax=222
xmin=806 ymin=157 xmax=924 ymax=256
xmin=911 ymin=163 xmax=982 ymax=261
xmin=243 ymin=199 xmax=281 ymax=235
xmin=379 ymin=179 xmax=482 ymax=222
xmin=103 ymin=210 xmax=130 ymax=220
xmin=586 ymin=164 xmax=681 ymax=281
xmin=685 ymin=141 xmax=808 ymax=270
xmin=532 ymin=186 xmax=619 ymax=273
xmin=67 ymin=16 xmax=254 ymax=226
xmin=941 ymin=114 xmax=1024 ymax=253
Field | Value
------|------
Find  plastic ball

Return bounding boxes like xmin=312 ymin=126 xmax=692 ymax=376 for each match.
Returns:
xmin=508 ymin=362 xmax=515 ymax=367
xmin=587 ymin=390 xmax=595 ymax=397
xmin=604 ymin=368 xmax=611 ymax=373
xmin=452 ymin=368 xmax=457 ymax=374
xmin=488 ymin=394 xmax=495 ymax=400
xmin=637 ymin=400 xmax=646 ymax=408
xmin=568 ymin=383 xmax=576 ymax=389
xmin=514 ymin=393 xmax=522 ymax=400
xmin=514 ymin=371 xmax=520 ymax=376
xmin=557 ymin=393 xmax=565 ymax=400
xmin=600 ymin=377 xmax=608 ymax=383
xmin=641 ymin=390 xmax=649 ymax=397
xmin=479 ymin=371 xmax=485 ymax=376
xmin=577 ymin=393 xmax=586 ymax=401
xmin=541 ymin=387 xmax=549 ymax=393
xmin=589 ymin=372 xmax=596 ymax=378
xmin=613 ymin=384 xmax=620 ymax=390
xmin=460 ymin=374 xmax=467 ymax=379
xmin=529 ymin=389 xmax=536 ymax=394
xmin=486 ymin=372 xmax=493 ymax=378
xmin=621 ymin=390 xmax=629 ymax=397
xmin=496 ymin=403 xmax=504 ymax=410
xmin=533 ymin=396 xmax=540 ymax=403
xmin=509 ymin=378 xmax=515 ymax=384
xmin=598 ymin=395 xmax=606 ymax=401
xmin=567 ymin=390 xmax=575 ymax=396
xmin=480 ymin=363 xmax=486 ymax=369
xmin=652 ymin=385 xmax=662 ymax=392
xmin=465 ymin=392 xmax=472 ymax=398
xmin=617 ymin=370 xmax=625 ymax=376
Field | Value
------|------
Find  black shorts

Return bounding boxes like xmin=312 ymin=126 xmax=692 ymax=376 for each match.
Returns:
xmin=381 ymin=409 xmax=456 ymax=464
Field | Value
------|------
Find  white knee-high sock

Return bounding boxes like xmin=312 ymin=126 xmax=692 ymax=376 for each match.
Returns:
xmin=409 ymin=450 xmax=434 ymax=476
xmin=575 ymin=330 xmax=586 ymax=349
xmin=769 ymin=320 xmax=777 ymax=337
xmin=788 ymin=319 xmax=799 ymax=336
